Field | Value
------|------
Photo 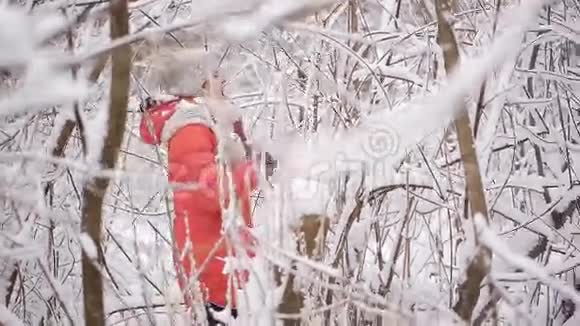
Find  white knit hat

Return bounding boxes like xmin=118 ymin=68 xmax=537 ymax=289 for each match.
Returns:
xmin=146 ymin=46 xmax=222 ymax=95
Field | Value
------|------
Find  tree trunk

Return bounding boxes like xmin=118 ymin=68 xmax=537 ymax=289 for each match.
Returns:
xmin=277 ymin=214 xmax=330 ymax=326
xmin=81 ymin=1 xmax=130 ymax=325
xmin=434 ymin=0 xmax=492 ymax=323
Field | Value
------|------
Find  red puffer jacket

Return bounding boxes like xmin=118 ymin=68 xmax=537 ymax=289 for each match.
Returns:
xmin=138 ymin=95 xmax=257 ymax=308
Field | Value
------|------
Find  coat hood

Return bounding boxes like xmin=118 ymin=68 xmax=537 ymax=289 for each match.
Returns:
xmin=138 ymin=95 xmax=208 ymax=145
xmin=139 ymin=96 xmax=181 ymax=145
xmin=138 ymin=95 xmax=251 ymax=160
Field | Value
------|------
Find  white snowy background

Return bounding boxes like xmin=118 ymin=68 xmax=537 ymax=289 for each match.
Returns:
xmin=0 ymin=0 xmax=579 ymax=325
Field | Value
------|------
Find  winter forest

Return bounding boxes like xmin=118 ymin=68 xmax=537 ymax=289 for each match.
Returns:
xmin=1 ymin=0 xmax=580 ymax=325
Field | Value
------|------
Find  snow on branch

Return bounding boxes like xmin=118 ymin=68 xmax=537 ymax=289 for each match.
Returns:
xmin=0 ymin=304 xmax=25 ymax=326
xmin=272 ymin=0 xmax=554 ymax=182
xmin=476 ymin=215 xmax=580 ymax=306
xmin=70 ymin=0 xmax=338 ymax=65
xmin=0 ymin=4 xmax=88 ymax=117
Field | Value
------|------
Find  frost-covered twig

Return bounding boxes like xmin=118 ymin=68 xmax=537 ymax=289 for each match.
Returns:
xmin=476 ymin=216 xmax=580 ymax=306
xmin=66 ymin=0 xmax=337 ymax=67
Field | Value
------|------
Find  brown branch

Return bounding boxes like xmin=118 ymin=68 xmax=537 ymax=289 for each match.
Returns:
xmin=276 ymin=214 xmax=330 ymax=326
xmin=323 ymin=183 xmax=365 ymax=325
xmin=434 ymin=0 xmax=492 ymax=322
xmin=381 ymin=197 xmax=415 ymax=295
xmin=4 ymin=268 xmax=18 ymax=307
xmin=64 ymin=8 xmax=88 ymax=157
xmin=81 ymin=1 xmax=130 ymax=325
xmin=42 ymin=54 xmax=108 ymax=198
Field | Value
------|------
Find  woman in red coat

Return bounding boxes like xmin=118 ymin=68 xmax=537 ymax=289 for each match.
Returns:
xmin=138 ymin=87 xmax=258 ymax=324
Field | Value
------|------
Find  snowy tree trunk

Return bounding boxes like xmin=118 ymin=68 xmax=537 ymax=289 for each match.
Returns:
xmin=434 ymin=0 xmax=492 ymax=322
xmin=277 ymin=214 xmax=329 ymax=326
xmin=80 ymin=1 xmax=130 ymax=325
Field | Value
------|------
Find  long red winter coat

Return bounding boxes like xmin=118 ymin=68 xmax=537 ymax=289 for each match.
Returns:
xmin=138 ymin=95 xmax=257 ymax=308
